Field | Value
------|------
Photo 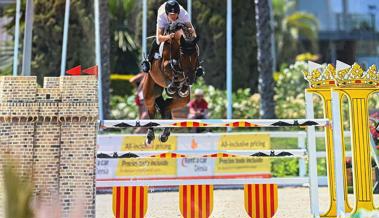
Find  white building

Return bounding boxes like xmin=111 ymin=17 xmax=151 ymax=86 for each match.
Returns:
xmin=297 ymin=0 xmax=379 ymax=66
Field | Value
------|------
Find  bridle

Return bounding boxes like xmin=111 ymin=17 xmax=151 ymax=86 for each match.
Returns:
xmin=179 ymin=44 xmax=200 ymax=76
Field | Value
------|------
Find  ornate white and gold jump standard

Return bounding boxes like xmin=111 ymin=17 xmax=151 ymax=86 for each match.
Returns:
xmin=304 ymin=60 xmax=379 ymax=217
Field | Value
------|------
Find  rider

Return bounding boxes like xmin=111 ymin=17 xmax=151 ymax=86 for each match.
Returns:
xmin=141 ymin=0 xmax=204 ymax=78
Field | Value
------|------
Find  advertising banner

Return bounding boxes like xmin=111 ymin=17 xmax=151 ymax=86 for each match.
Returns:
xmin=97 ymin=135 xmax=176 ymax=151
xmin=97 ymin=133 xmax=272 ymax=181
xmin=217 ymin=134 xmax=270 ymax=150
xmin=96 ymin=159 xmax=117 ymax=179
xmin=177 ymin=157 xmax=215 ymax=177
xmin=115 ymin=158 xmax=177 ymax=177
xmin=121 ymin=135 xmax=176 ymax=151
xmin=214 ymin=157 xmax=270 ymax=174
xmin=176 ymin=134 xmax=219 ymax=151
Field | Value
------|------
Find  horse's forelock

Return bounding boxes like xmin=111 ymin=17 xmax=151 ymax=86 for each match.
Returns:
xmin=180 ymin=39 xmax=197 ymax=54
xmin=180 ymin=46 xmax=196 ymax=55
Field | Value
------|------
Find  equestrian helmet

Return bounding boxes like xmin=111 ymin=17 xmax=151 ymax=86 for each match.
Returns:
xmin=165 ymin=0 xmax=180 ymax=15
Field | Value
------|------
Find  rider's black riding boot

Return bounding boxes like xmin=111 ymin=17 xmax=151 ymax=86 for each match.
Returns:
xmin=141 ymin=40 xmax=160 ymax=73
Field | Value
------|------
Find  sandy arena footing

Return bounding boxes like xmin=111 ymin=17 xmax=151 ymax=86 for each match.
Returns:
xmin=96 ymin=187 xmax=379 ymax=218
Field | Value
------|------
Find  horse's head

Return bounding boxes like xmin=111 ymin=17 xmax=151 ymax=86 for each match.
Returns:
xmin=179 ymin=35 xmax=199 ymax=85
xmin=159 ymin=32 xmax=200 ymax=98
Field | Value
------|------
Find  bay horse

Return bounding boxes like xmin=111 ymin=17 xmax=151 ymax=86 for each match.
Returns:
xmin=142 ymin=25 xmax=200 ymax=145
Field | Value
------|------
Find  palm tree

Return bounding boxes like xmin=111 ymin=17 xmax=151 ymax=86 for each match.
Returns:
xmin=108 ymin=0 xmax=139 ymax=74
xmin=2 ymin=0 xmax=97 ymax=80
xmin=273 ymin=0 xmax=318 ymax=66
xmin=254 ymin=0 xmax=275 ymax=118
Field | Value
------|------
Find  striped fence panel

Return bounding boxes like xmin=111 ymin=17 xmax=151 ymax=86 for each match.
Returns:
xmin=112 ymin=152 xmax=184 ymax=218
xmin=112 ymin=152 xmax=278 ymax=218
xmin=244 ymin=184 xmax=278 ymax=218
xmin=179 ymin=185 xmax=214 ymax=218
xmin=112 ymin=186 xmax=148 ymax=218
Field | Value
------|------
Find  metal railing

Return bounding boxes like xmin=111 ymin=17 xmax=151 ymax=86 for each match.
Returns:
xmin=336 ymin=13 xmax=376 ymax=32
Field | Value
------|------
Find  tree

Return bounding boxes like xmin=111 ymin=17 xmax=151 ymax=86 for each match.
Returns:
xmin=109 ymin=0 xmax=139 ymax=74
xmin=272 ymin=0 xmax=318 ymax=66
xmin=4 ymin=0 xmax=96 ymax=82
xmin=191 ymin=0 xmax=258 ymax=92
xmin=255 ymin=0 xmax=275 ymax=118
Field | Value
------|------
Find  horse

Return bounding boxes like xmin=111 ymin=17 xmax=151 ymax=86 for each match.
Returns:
xmin=142 ymin=25 xmax=200 ymax=145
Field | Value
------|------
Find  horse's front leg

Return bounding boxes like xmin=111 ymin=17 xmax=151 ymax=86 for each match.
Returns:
xmin=165 ymin=62 xmax=180 ymax=97
xmin=178 ymin=80 xmax=190 ymax=98
xmin=166 ymin=76 xmax=179 ymax=96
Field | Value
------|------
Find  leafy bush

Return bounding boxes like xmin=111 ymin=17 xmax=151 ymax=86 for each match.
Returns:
xmin=275 ymin=61 xmax=324 ymax=119
xmin=110 ymin=95 xmax=138 ymax=119
xmin=271 ymin=158 xmax=299 ymax=177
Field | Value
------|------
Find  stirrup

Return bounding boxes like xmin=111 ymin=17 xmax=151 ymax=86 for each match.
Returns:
xmin=154 ymin=53 xmax=161 ymax=60
xmin=141 ymin=60 xmax=150 ymax=73
xmin=196 ymin=66 xmax=205 ymax=77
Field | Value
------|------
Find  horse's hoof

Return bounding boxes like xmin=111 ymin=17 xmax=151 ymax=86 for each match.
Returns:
xmin=166 ymin=86 xmax=177 ymax=96
xmin=159 ymin=134 xmax=169 ymax=143
xmin=178 ymin=86 xmax=189 ymax=97
xmin=165 ymin=88 xmax=175 ymax=97
xmin=145 ymin=135 xmax=155 ymax=146
xmin=147 ymin=134 xmax=155 ymax=141
xmin=167 ymin=88 xmax=176 ymax=95
xmin=146 ymin=129 xmax=155 ymax=145
xmin=159 ymin=131 xmax=170 ymax=142
xmin=145 ymin=138 xmax=153 ymax=146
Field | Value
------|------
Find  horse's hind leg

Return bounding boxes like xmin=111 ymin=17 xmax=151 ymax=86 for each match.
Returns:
xmin=160 ymin=121 xmax=171 ymax=143
xmin=155 ymin=96 xmax=172 ymax=143
xmin=143 ymin=75 xmax=163 ymax=146
xmin=160 ymin=126 xmax=171 ymax=143
xmin=145 ymin=102 xmax=156 ymax=145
